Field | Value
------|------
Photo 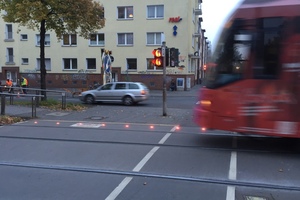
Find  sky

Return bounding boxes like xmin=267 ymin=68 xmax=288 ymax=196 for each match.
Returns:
xmin=201 ymin=0 xmax=243 ymax=50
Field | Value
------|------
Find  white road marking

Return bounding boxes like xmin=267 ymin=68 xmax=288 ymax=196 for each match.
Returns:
xmin=104 ymin=126 xmax=176 ymax=200
xmin=226 ymin=137 xmax=237 ymax=200
xmin=105 ymin=177 xmax=133 ymax=200
xmin=70 ymin=123 xmax=104 ymax=128
xmin=229 ymin=152 xmax=237 ymax=180
xmin=46 ymin=112 xmax=70 ymax=116
xmin=226 ymin=186 xmax=236 ymax=200
xmin=158 ymin=133 xmax=172 ymax=144
xmin=133 ymin=147 xmax=159 ymax=172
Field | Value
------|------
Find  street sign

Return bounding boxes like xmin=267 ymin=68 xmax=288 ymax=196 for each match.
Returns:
xmin=162 ymin=46 xmax=166 ymax=57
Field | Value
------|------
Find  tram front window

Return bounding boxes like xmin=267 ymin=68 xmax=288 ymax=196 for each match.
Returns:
xmin=205 ymin=19 xmax=252 ymax=89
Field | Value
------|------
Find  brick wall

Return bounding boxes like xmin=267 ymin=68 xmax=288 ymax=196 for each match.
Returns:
xmin=1 ymin=71 xmax=195 ymax=90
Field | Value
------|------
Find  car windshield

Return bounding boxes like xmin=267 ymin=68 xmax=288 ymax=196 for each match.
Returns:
xmin=96 ymin=86 xmax=102 ymax=90
xmin=205 ymin=19 xmax=252 ymax=89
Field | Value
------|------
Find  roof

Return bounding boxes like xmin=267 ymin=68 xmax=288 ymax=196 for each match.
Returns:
xmin=241 ymin=0 xmax=300 ymax=8
xmin=234 ymin=0 xmax=300 ymax=19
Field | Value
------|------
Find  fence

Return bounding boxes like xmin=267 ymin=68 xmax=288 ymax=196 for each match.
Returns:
xmin=0 ymin=86 xmax=67 ymax=118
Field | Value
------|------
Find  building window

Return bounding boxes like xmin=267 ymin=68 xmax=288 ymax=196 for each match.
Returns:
xmin=36 ymin=58 xmax=51 ymax=71
xmin=63 ymin=34 xmax=77 ymax=46
xmin=5 ymin=24 xmax=13 ymax=40
xmin=63 ymin=58 xmax=77 ymax=70
xmin=20 ymin=34 xmax=28 ymax=41
xmin=36 ymin=34 xmax=50 ymax=46
xmin=89 ymin=33 xmax=104 ymax=46
xmin=147 ymin=58 xmax=155 ymax=70
xmin=22 ymin=58 xmax=29 ymax=65
xmin=118 ymin=33 xmax=133 ymax=45
xmin=6 ymin=48 xmax=14 ymax=64
xmin=147 ymin=5 xmax=164 ymax=19
xmin=118 ymin=6 xmax=133 ymax=19
xmin=86 ymin=58 xmax=96 ymax=70
xmin=127 ymin=58 xmax=137 ymax=70
xmin=147 ymin=32 xmax=163 ymax=45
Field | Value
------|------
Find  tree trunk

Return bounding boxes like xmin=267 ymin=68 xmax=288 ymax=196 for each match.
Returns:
xmin=40 ymin=19 xmax=47 ymax=101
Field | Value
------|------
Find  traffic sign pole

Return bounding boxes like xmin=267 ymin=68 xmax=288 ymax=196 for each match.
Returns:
xmin=162 ymin=41 xmax=167 ymax=116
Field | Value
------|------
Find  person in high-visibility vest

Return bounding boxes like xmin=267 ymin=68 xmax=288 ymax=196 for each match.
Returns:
xmin=21 ymin=77 xmax=28 ymax=94
xmin=5 ymin=79 xmax=13 ymax=93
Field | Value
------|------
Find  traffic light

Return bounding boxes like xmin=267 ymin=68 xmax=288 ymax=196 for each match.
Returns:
xmin=170 ymin=48 xmax=179 ymax=67
xmin=203 ymin=64 xmax=207 ymax=71
xmin=152 ymin=49 xmax=163 ymax=67
xmin=165 ymin=48 xmax=169 ymax=66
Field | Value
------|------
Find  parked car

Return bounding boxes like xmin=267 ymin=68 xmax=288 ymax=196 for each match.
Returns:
xmin=79 ymin=82 xmax=150 ymax=105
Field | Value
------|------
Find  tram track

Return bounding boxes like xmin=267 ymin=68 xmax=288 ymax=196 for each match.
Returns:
xmin=1 ymin=122 xmax=300 ymax=198
xmin=0 ymin=160 xmax=300 ymax=192
xmin=0 ymin=128 xmax=299 ymax=155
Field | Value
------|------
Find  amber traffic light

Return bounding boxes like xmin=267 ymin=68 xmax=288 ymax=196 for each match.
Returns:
xmin=152 ymin=49 xmax=163 ymax=67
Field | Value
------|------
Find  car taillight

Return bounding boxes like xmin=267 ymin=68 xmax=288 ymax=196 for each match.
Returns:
xmin=141 ymin=90 xmax=146 ymax=95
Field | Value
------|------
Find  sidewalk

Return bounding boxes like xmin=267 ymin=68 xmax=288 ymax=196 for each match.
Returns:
xmin=150 ymin=84 xmax=202 ymax=97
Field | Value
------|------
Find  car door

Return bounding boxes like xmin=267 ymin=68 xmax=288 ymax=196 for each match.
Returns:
xmin=113 ymin=83 xmax=127 ymax=101
xmin=95 ymin=83 xmax=114 ymax=101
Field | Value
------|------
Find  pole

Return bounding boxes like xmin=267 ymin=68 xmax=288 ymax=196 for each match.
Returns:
xmin=32 ymin=96 xmax=36 ymax=118
xmin=1 ymin=94 xmax=5 ymax=115
xmin=102 ymin=51 xmax=106 ymax=85
xmin=162 ymin=41 xmax=167 ymax=116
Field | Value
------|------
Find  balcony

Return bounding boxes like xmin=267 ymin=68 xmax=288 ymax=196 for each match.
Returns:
xmin=189 ymin=53 xmax=201 ymax=59
xmin=193 ymin=33 xmax=201 ymax=37
xmin=194 ymin=8 xmax=202 ymax=16
xmin=194 ymin=3 xmax=202 ymax=16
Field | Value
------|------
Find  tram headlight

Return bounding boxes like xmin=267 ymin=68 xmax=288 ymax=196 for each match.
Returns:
xmin=200 ymin=100 xmax=211 ymax=106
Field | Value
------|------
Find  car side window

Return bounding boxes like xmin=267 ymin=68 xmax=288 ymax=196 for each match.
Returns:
xmin=129 ymin=83 xmax=139 ymax=89
xmin=115 ymin=83 xmax=126 ymax=90
xmin=101 ymin=83 xmax=113 ymax=90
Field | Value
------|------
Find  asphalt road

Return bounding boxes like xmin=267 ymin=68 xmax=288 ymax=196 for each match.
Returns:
xmin=1 ymin=86 xmax=300 ymax=199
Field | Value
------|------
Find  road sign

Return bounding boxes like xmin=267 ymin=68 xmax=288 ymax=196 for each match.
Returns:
xmin=162 ymin=46 xmax=166 ymax=57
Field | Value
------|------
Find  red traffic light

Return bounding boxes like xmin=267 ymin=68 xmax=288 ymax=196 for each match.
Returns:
xmin=152 ymin=49 xmax=163 ymax=67
xmin=152 ymin=49 xmax=162 ymax=57
xmin=152 ymin=58 xmax=162 ymax=66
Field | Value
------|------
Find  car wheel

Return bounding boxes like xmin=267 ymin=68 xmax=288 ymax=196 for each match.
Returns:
xmin=123 ymin=95 xmax=134 ymax=106
xmin=85 ymin=95 xmax=95 ymax=104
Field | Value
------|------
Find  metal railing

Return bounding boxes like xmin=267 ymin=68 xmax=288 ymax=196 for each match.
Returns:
xmin=0 ymin=93 xmax=44 ymax=118
xmin=0 ymin=86 xmax=68 ymax=118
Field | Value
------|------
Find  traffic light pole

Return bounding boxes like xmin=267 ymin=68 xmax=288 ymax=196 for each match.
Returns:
xmin=162 ymin=41 xmax=167 ymax=116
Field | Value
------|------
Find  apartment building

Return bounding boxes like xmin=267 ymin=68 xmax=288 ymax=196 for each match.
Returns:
xmin=0 ymin=0 xmax=207 ymax=90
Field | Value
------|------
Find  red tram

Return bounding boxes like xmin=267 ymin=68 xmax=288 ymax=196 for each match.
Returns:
xmin=194 ymin=0 xmax=300 ymax=137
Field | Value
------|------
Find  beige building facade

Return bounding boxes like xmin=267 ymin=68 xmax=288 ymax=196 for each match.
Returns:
xmin=0 ymin=0 xmax=207 ymax=90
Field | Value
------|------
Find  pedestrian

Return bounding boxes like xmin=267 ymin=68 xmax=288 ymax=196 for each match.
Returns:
xmin=5 ymin=79 xmax=13 ymax=93
xmin=170 ymin=79 xmax=177 ymax=91
xmin=21 ymin=77 xmax=28 ymax=94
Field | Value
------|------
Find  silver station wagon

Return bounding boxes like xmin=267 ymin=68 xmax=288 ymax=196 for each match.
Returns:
xmin=79 ymin=82 xmax=150 ymax=105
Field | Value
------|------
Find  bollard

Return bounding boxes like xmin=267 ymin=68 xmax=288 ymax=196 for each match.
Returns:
xmin=1 ymin=94 xmax=5 ymax=115
xmin=35 ymin=90 xmax=40 ymax=107
xmin=32 ymin=96 xmax=36 ymax=118
xmin=9 ymin=95 xmax=14 ymax=105
xmin=62 ymin=92 xmax=66 ymax=110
